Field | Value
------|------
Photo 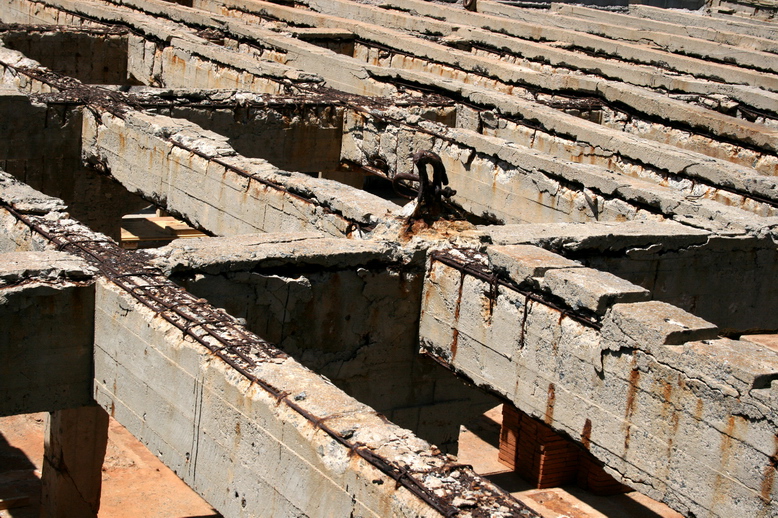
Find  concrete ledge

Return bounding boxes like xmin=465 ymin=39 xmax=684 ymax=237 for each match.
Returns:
xmin=148 ymin=233 xmax=400 ymax=274
xmin=0 ymin=252 xmax=95 ymax=416
xmin=542 ymin=267 xmax=651 ymax=315
xmin=0 ymin=250 xmax=96 ymax=284
xmin=0 ymin=169 xmax=66 ymax=214
xmin=487 ymin=244 xmax=582 ymax=283
xmin=482 ymin=221 xmax=712 ymax=252
xmin=602 ymin=300 xmax=719 ymax=347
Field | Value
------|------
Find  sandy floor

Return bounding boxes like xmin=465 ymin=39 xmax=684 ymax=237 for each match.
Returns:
xmin=457 ymin=405 xmax=684 ymax=518
xmin=0 ymin=413 xmax=219 ymax=518
xmin=1 ymin=407 xmax=682 ymax=518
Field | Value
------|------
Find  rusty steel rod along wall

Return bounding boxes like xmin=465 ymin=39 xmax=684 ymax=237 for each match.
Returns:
xmin=1 ymin=202 xmax=538 ymax=518
xmin=429 ymin=249 xmax=603 ymax=330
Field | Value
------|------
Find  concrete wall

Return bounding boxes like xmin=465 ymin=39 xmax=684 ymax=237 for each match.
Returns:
xmin=575 ymin=235 xmax=778 ymax=333
xmin=94 ymin=276 xmax=531 ymax=517
xmin=156 ymin=234 xmax=498 ymax=453
xmin=82 ymin=109 xmax=396 ymax=238
xmin=0 ymin=84 xmax=148 ymax=239
xmin=419 ymin=245 xmax=778 ymax=518
xmin=0 ymin=251 xmax=95 ymax=416
xmin=1 ymin=29 xmax=133 ymax=85
xmin=481 ymin=220 xmax=778 ymax=333
xmin=161 ymin=103 xmax=345 ymax=174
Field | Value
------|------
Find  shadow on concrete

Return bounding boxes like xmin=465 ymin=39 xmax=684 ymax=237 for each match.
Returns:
xmin=0 ymin=430 xmax=41 ymax=518
xmin=564 ymin=486 xmax=670 ymax=518
xmin=484 ymin=470 xmax=535 ymax=494
xmin=462 ymin=407 xmax=501 ymax=449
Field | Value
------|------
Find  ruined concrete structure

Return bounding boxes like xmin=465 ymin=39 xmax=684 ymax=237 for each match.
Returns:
xmin=0 ymin=0 xmax=776 ymax=516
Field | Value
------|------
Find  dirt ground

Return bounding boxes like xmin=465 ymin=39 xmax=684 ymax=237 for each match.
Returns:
xmin=1 ymin=407 xmax=682 ymax=518
xmin=457 ymin=405 xmax=684 ymax=518
xmin=0 ymin=413 xmax=220 ymax=518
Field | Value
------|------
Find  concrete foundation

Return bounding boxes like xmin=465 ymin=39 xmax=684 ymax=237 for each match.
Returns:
xmin=0 ymin=0 xmax=776 ymax=516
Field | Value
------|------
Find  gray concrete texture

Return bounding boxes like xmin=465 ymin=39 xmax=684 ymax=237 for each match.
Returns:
xmin=0 ymin=0 xmax=776 ymax=517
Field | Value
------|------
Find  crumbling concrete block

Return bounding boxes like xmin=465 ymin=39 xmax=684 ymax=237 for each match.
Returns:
xmin=0 ymin=250 xmax=95 ymax=416
xmin=541 ymin=267 xmax=651 ymax=315
xmin=602 ymin=300 xmax=720 ymax=348
xmin=488 ymin=244 xmax=582 ymax=283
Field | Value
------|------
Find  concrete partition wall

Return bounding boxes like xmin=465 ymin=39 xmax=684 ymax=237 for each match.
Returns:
xmin=0 ymin=251 xmax=95 ymax=416
xmin=161 ymin=102 xmax=345 ymax=174
xmin=419 ymin=245 xmax=778 ymax=518
xmin=482 ymin=220 xmax=778 ymax=334
xmin=571 ymin=234 xmax=778 ymax=333
xmin=0 ymin=77 xmax=148 ymax=239
xmin=82 ymin=108 xmax=397 ymax=238
xmin=341 ymin=108 xmax=674 ymax=225
xmin=1 ymin=28 xmax=134 ymax=85
xmin=93 ymin=277 xmax=533 ymax=518
xmin=153 ymin=234 xmax=498 ymax=453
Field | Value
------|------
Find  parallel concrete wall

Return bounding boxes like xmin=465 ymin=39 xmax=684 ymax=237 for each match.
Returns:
xmin=154 ymin=234 xmax=498 ymax=452
xmin=0 ymin=80 xmax=148 ymax=239
xmin=481 ymin=220 xmax=778 ymax=333
xmin=576 ymin=235 xmax=778 ymax=333
xmin=161 ymin=103 xmax=345 ymax=174
xmin=1 ymin=29 xmax=132 ymax=85
xmin=94 ymin=277 xmax=528 ymax=517
xmin=0 ymin=251 xmax=95 ymax=416
xmin=419 ymin=246 xmax=778 ymax=518
xmin=82 ymin=108 xmax=396 ymax=237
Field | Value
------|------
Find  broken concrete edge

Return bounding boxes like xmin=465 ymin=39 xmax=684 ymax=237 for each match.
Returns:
xmin=146 ymin=233 xmax=415 ymax=276
xmin=0 ymin=250 xmax=97 ymax=288
xmin=93 ymin=277 xmax=538 ymax=517
xmin=418 ymin=258 xmax=777 ymax=517
xmin=479 ymin=220 xmax=713 ymax=253
xmin=0 ymin=170 xmax=67 ymax=214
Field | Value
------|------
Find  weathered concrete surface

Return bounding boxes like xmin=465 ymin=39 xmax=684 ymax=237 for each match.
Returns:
xmin=40 ymin=406 xmax=109 ymax=518
xmin=82 ymin=109 xmax=396 ymax=237
xmin=541 ymin=266 xmax=651 ymax=316
xmin=151 ymin=234 xmax=496 ymax=453
xmin=93 ymin=277 xmax=534 ymax=517
xmin=419 ymin=247 xmax=778 ymax=518
xmin=0 ymin=250 xmax=95 ymax=416
xmin=488 ymin=244 xmax=582 ymax=282
xmin=0 ymin=1 xmax=775 ymax=517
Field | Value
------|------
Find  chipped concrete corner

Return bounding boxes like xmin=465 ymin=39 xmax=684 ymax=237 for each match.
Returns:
xmin=0 ymin=0 xmax=776 ymax=517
